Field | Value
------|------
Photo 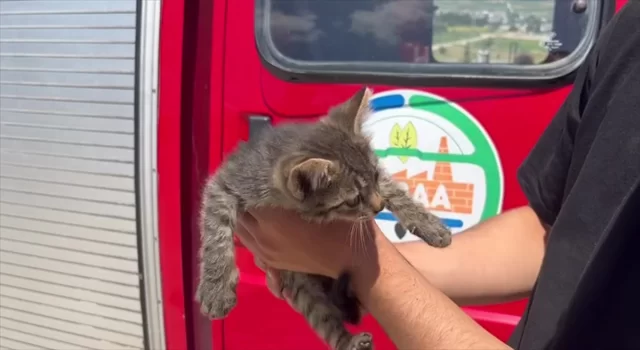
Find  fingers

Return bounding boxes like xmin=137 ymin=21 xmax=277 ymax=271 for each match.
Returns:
xmin=238 ymin=216 xmax=280 ymax=298
xmin=235 ymin=211 xmax=259 ymax=248
xmin=235 ymin=222 xmax=260 ymax=253
xmin=237 ymin=211 xmax=293 ymax=304
xmin=265 ymin=268 xmax=284 ymax=299
xmin=246 ymin=207 xmax=292 ymax=224
xmin=237 ymin=210 xmax=259 ymax=232
xmin=281 ymin=287 xmax=293 ymax=307
xmin=239 ymin=223 xmax=275 ymax=292
xmin=253 ymin=255 xmax=267 ymax=271
xmin=237 ymin=211 xmax=272 ymax=258
xmin=254 ymin=256 xmax=285 ymax=300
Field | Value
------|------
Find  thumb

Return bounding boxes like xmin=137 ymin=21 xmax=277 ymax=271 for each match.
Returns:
xmin=265 ymin=268 xmax=284 ymax=299
xmin=282 ymin=287 xmax=294 ymax=308
xmin=266 ymin=267 xmax=294 ymax=308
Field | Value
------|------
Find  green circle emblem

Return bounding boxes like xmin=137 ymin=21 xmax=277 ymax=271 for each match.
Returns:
xmin=363 ymin=89 xmax=504 ymax=241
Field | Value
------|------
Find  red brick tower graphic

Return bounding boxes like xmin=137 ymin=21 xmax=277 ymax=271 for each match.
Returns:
xmin=391 ymin=136 xmax=475 ymax=214
xmin=434 ymin=136 xmax=453 ymax=182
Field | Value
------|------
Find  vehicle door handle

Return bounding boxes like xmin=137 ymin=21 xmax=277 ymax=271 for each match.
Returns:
xmin=248 ymin=115 xmax=272 ymax=141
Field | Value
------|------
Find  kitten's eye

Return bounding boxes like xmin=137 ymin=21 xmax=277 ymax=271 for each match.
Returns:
xmin=374 ymin=171 xmax=380 ymax=183
xmin=345 ymin=196 xmax=361 ymax=207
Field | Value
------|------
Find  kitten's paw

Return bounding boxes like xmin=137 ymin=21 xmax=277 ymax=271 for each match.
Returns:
xmin=195 ymin=280 xmax=237 ymax=319
xmin=348 ymin=333 xmax=373 ymax=350
xmin=409 ymin=219 xmax=452 ymax=248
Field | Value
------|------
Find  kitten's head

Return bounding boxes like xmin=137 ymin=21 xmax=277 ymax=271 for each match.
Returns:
xmin=275 ymin=86 xmax=385 ymax=222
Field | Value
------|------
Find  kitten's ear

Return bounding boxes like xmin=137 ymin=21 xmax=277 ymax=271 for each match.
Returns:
xmin=327 ymin=86 xmax=373 ymax=135
xmin=286 ymin=158 xmax=337 ymax=201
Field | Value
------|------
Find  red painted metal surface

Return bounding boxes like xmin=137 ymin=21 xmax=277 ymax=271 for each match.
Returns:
xmin=157 ymin=0 xmax=188 ymax=348
xmin=207 ymin=0 xmax=229 ymax=347
xmin=218 ymin=0 xmax=545 ymax=348
xmin=179 ymin=0 xmax=220 ymax=347
xmin=156 ymin=0 xmax=629 ymax=350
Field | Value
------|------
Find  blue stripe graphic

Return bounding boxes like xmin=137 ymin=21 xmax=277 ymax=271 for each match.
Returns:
xmin=375 ymin=211 xmax=464 ymax=229
xmin=369 ymin=94 xmax=405 ymax=112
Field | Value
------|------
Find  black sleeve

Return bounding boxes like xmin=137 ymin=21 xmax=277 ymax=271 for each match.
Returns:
xmin=516 ymin=51 xmax=597 ymax=227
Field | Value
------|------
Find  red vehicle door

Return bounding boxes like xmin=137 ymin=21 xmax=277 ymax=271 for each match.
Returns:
xmin=211 ymin=0 xmax=626 ymax=349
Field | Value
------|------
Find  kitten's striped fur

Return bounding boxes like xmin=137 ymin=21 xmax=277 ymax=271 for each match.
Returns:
xmin=196 ymin=87 xmax=452 ymax=350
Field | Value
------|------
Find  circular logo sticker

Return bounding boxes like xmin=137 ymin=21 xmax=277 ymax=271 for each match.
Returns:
xmin=363 ymin=89 xmax=504 ymax=242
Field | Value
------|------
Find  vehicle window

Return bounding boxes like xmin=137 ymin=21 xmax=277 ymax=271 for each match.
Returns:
xmin=433 ymin=1 xmax=559 ymax=64
xmin=255 ymin=0 xmax=601 ymax=80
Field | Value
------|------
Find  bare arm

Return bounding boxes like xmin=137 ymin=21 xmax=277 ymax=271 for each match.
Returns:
xmin=351 ymin=226 xmax=512 ymax=350
xmin=397 ymin=205 xmax=547 ymax=306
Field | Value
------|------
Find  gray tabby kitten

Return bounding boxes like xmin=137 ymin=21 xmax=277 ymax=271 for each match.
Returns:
xmin=196 ymin=87 xmax=452 ymax=350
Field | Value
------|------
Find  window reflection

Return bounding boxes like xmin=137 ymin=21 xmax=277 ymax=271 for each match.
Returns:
xmin=269 ymin=0 xmax=435 ymax=63
xmin=265 ymin=0 xmax=583 ymax=66
xmin=432 ymin=1 xmax=555 ymax=64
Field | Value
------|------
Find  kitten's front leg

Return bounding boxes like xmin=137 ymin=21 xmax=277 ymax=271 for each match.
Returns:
xmin=379 ymin=175 xmax=452 ymax=247
xmin=196 ymin=178 xmax=240 ymax=319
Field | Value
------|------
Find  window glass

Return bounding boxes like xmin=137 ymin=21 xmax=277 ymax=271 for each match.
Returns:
xmin=256 ymin=0 xmax=600 ymax=79
xmin=432 ymin=1 xmax=558 ymax=64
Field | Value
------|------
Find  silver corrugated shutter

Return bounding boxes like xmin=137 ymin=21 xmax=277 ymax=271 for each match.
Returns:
xmin=0 ymin=0 xmax=164 ymax=349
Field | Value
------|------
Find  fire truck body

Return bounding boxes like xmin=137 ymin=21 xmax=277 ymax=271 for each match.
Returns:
xmin=0 ymin=1 xmax=164 ymax=349
xmin=0 ymin=0 xmax=628 ymax=349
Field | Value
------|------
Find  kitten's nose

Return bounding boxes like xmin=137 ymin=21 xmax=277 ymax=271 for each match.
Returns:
xmin=370 ymin=193 xmax=384 ymax=214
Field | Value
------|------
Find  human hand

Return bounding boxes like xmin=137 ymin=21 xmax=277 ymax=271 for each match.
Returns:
xmin=235 ymin=207 xmax=378 ymax=279
xmin=252 ymin=254 xmax=370 ymax=317
xmin=251 ymin=256 xmax=288 ymax=300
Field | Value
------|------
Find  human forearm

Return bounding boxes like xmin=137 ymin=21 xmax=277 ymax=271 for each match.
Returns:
xmin=398 ymin=206 xmax=546 ymax=306
xmin=351 ymin=228 xmax=511 ymax=350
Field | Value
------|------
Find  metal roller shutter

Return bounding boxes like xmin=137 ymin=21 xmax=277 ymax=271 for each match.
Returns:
xmin=0 ymin=1 xmax=164 ymax=349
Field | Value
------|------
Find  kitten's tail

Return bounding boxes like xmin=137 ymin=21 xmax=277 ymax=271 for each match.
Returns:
xmin=196 ymin=176 xmax=240 ymax=319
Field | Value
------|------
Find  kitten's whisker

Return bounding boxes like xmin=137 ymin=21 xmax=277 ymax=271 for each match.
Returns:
xmin=348 ymin=221 xmax=357 ymax=252
xmin=357 ymin=220 xmax=369 ymax=259
xmin=348 ymin=220 xmax=364 ymax=259
xmin=350 ymin=221 xmax=358 ymax=254
xmin=362 ymin=220 xmax=373 ymax=259
xmin=356 ymin=221 xmax=363 ymax=257
xmin=351 ymin=223 xmax=356 ymax=250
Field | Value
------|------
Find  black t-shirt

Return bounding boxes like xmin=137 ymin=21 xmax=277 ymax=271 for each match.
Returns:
xmin=511 ymin=1 xmax=640 ymax=349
